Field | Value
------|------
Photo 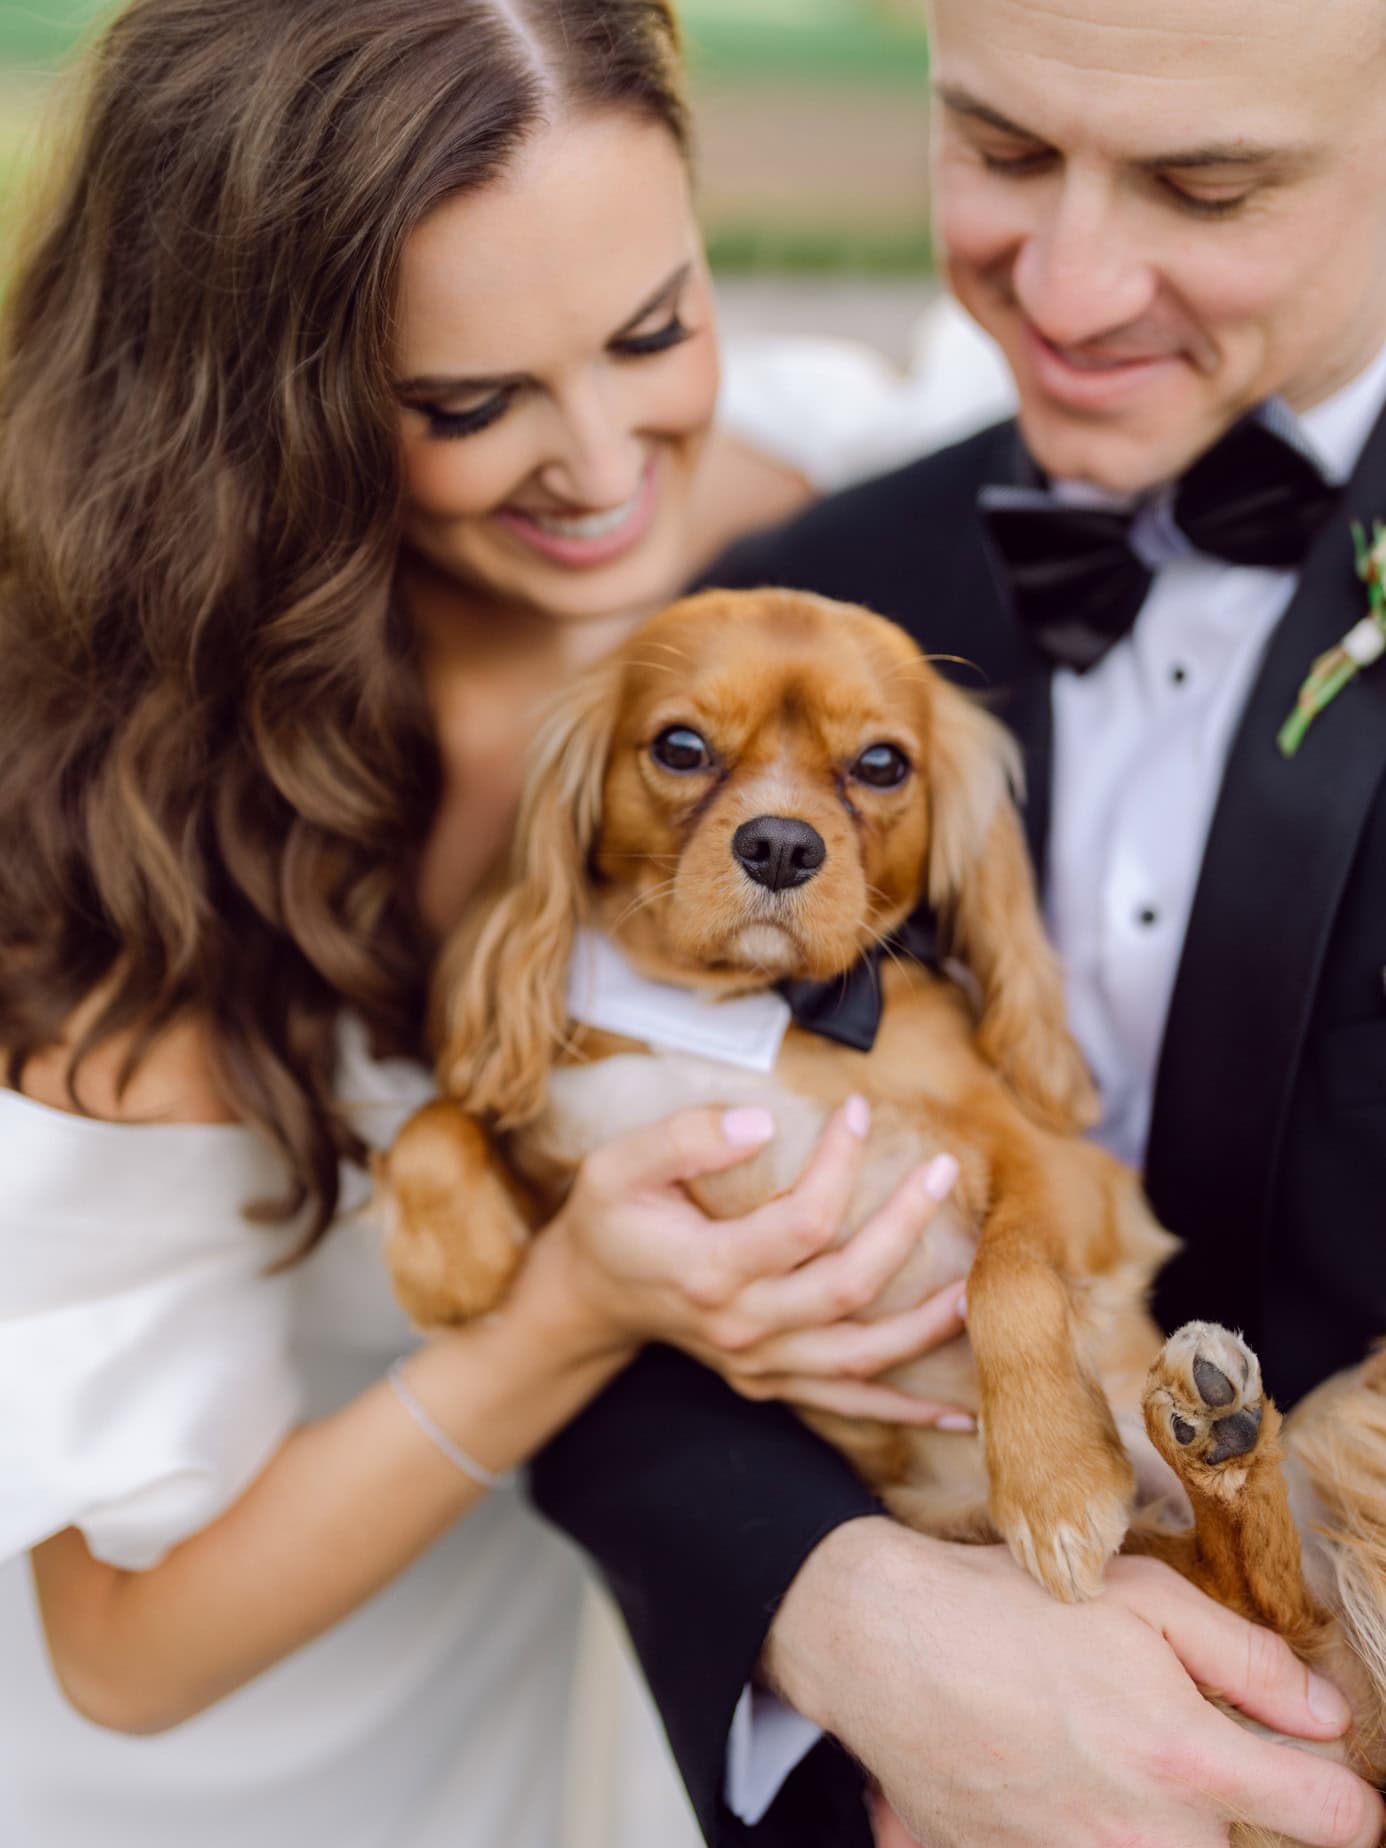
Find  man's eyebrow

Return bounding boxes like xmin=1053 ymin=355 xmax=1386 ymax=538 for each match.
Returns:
xmin=935 ymin=85 xmax=1036 ymax=141
xmin=1136 ymin=141 xmax=1316 ymax=173
xmin=394 ymin=260 xmax=693 ymax=398
xmin=935 ymin=83 xmax=1315 ymax=173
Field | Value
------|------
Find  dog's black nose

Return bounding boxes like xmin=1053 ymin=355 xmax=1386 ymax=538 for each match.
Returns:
xmin=732 ymin=816 xmax=826 ymax=893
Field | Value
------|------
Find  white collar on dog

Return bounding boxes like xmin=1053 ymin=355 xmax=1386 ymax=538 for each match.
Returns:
xmin=565 ymin=928 xmax=793 ymax=1074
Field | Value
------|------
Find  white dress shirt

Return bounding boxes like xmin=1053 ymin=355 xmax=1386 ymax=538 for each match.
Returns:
xmin=1049 ymin=339 xmax=1386 ymax=1167
xmin=723 ymin=336 xmax=1386 ymax=1829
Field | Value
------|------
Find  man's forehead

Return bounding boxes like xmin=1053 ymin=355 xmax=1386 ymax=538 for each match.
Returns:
xmin=929 ymin=0 xmax=1381 ymax=125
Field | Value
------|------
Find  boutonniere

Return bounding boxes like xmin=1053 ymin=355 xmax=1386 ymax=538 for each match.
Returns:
xmin=1278 ymin=521 xmax=1386 ymax=757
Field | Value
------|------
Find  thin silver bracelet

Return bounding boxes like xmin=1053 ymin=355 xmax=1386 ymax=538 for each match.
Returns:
xmin=387 ymin=1357 xmax=513 ymax=1492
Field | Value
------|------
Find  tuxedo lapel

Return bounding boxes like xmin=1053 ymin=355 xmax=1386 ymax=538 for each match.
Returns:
xmin=996 ymin=668 xmax=1054 ymax=879
xmin=942 ymin=425 xmax=1056 ymax=877
xmin=1148 ymin=406 xmax=1386 ymax=1343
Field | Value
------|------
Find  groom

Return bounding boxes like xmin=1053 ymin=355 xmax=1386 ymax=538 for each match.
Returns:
xmin=534 ymin=1 xmax=1386 ymax=1843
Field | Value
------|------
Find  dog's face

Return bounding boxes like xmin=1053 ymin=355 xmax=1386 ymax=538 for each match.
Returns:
xmin=441 ymin=586 xmax=1095 ymax=1137
xmin=590 ymin=591 xmax=942 ymax=989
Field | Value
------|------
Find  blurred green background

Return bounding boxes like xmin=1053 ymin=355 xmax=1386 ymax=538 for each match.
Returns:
xmin=0 ymin=0 xmax=932 ymax=274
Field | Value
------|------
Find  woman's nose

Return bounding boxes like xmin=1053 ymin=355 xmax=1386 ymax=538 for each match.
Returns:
xmin=538 ymin=379 xmax=646 ymax=509
xmin=1010 ymin=173 xmax=1158 ymax=351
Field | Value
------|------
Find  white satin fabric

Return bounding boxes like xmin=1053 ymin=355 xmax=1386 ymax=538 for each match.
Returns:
xmin=0 ymin=1021 xmax=697 ymax=1848
xmin=719 ymin=295 xmax=1016 ymax=493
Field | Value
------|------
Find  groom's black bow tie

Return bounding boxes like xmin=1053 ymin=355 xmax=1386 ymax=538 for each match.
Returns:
xmin=979 ymin=410 xmax=1342 ymax=673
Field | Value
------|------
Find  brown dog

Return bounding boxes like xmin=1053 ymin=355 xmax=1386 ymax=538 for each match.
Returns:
xmin=381 ymin=589 xmax=1386 ymax=1827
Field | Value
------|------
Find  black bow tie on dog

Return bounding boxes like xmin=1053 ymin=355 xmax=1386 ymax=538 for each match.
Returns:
xmin=780 ymin=907 xmax=942 ymax=1054
xmin=979 ymin=411 xmax=1341 ymax=673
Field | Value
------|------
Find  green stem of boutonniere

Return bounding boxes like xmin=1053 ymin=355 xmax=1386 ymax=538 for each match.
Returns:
xmin=1277 ymin=520 xmax=1386 ymax=757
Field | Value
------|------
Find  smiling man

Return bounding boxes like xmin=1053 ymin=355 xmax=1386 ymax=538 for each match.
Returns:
xmin=531 ymin=3 xmax=1386 ymax=1845
xmin=931 ymin=0 xmax=1386 ymax=492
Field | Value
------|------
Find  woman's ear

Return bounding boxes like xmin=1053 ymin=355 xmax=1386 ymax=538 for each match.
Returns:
xmin=923 ymin=673 xmax=1099 ymax=1135
xmin=432 ymin=659 xmax=621 ymax=1127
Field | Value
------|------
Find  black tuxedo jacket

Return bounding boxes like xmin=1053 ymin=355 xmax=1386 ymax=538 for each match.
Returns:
xmin=531 ymin=416 xmax=1386 ymax=1847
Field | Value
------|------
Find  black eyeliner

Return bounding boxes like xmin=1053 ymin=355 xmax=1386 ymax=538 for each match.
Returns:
xmin=614 ymin=314 xmax=693 ymax=359
xmin=418 ymin=391 xmax=514 ymax=440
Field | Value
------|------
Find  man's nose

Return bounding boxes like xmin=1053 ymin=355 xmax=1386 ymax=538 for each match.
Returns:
xmin=539 ymin=378 xmax=645 ymax=509
xmin=1011 ymin=174 xmax=1158 ymax=350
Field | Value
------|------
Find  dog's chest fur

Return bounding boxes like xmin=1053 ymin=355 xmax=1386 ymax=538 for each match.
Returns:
xmin=507 ymin=967 xmax=994 ymax=1496
xmin=501 ymin=957 xmax=1173 ymax=1522
xmin=510 ymin=959 xmax=985 ymax=1271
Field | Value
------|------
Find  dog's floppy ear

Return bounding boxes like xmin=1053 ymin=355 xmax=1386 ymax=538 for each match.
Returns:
xmin=432 ymin=659 xmax=621 ymax=1127
xmin=924 ymin=674 xmax=1099 ymax=1135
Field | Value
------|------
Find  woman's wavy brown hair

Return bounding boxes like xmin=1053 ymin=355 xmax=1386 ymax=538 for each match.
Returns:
xmin=0 ymin=0 xmax=689 ymax=1243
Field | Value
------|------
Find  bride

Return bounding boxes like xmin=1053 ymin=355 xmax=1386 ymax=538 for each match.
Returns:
xmin=0 ymin=2 xmax=992 ymax=1843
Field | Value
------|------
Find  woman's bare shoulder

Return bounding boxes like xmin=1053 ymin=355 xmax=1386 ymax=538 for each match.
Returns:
xmin=9 ymin=1001 xmax=239 ymax=1126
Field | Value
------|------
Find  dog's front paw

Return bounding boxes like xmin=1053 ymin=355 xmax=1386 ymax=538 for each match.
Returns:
xmin=987 ymin=1410 xmax=1135 ymax=1602
xmin=1143 ymin=1323 xmax=1268 ymax=1487
xmin=376 ymin=1102 xmax=532 ymax=1327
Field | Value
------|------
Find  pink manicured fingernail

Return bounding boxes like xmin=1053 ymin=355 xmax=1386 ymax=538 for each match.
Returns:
xmin=844 ymin=1094 xmax=871 ymax=1139
xmin=723 ymin=1107 xmax=775 ymax=1147
xmin=936 ymin=1413 xmax=976 ymax=1433
xmin=922 ymin=1154 xmax=960 ymax=1201
xmin=1307 ymin=1672 xmax=1350 ymax=1727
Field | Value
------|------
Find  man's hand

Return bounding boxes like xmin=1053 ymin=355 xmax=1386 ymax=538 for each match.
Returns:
xmin=764 ymin=1518 xmax=1383 ymax=1847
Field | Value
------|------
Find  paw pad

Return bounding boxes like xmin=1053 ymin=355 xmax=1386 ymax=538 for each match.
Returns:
xmin=1192 ymin=1356 xmax=1238 ymax=1408
xmin=1144 ymin=1322 xmax=1266 ymax=1475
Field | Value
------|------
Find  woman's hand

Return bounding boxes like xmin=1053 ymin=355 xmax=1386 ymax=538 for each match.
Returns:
xmin=542 ymin=1099 xmax=972 ymax=1426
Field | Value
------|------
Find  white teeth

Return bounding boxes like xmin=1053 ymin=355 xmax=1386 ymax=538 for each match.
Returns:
xmin=1062 ymin=349 xmax=1150 ymax=372
xmin=525 ymin=488 xmax=642 ymax=540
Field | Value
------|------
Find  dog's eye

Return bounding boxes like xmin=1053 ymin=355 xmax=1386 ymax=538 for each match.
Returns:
xmin=852 ymin=743 xmax=910 ymax=789
xmin=650 ymin=726 xmax=712 ymax=772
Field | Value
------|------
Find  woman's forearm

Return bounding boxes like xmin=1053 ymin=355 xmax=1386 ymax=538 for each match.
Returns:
xmin=31 ymin=1239 xmax=626 ymax=1734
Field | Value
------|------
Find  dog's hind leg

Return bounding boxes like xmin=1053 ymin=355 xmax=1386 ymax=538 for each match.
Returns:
xmin=1134 ymin=1323 xmax=1325 ymax=1645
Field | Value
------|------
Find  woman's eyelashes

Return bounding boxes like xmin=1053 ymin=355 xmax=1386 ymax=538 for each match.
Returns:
xmin=612 ymin=312 xmax=694 ymax=359
xmin=414 ymin=314 xmax=696 ymax=441
xmin=418 ymin=390 xmax=516 ymax=440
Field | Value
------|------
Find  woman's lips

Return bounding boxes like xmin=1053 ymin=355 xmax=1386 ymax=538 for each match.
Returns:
xmin=1022 ymin=320 xmax=1184 ymax=409
xmin=495 ymin=457 xmax=659 ymax=567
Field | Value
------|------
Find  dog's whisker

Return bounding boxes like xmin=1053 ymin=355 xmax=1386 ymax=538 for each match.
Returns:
xmin=607 ymin=880 xmax=679 ymax=931
xmin=608 ymin=892 xmax=676 ymax=933
xmin=858 ymin=917 xmax=909 ymax=986
xmin=920 ymin=651 xmax=988 ymax=682
xmin=877 ymin=938 xmax=909 ymax=982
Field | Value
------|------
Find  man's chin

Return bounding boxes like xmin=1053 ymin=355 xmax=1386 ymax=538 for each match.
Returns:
xmin=1015 ymin=406 xmax=1217 ymax=498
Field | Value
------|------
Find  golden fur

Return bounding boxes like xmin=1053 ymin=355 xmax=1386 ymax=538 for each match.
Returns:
xmin=379 ymin=590 xmax=1386 ymax=1834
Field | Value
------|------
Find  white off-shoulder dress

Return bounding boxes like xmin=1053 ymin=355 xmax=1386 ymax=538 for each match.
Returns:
xmin=0 ymin=1021 xmax=608 ymax=1848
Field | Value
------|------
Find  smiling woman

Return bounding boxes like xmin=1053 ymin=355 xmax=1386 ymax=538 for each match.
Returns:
xmin=395 ymin=112 xmax=720 ymax=629
xmin=0 ymin=4 xmax=974 ymax=1847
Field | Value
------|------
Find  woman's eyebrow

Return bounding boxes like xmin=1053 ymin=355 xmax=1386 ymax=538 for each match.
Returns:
xmin=394 ymin=261 xmax=694 ymax=399
xmin=609 ymin=260 xmax=692 ymax=340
